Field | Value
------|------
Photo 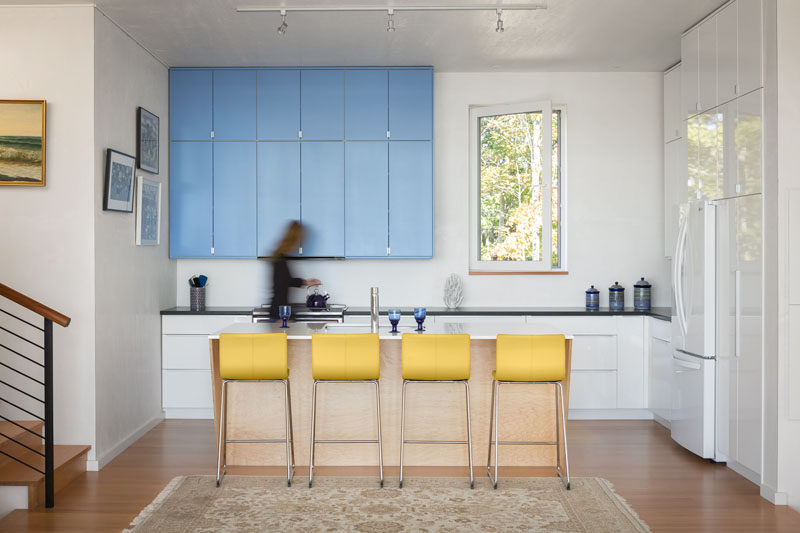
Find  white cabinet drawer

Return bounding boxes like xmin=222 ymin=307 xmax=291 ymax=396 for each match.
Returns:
xmin=569 ymin=371 xmax=617 ymax=409
xmin=650 ymin=317 xmax=671 ymax=342
xmin=162 ymin=370 xmax=212 ymax=409
xmin=436 ymin=315 xmax=526 ymax=324
xmin=571 ymin=335 xmax=617 ymax=370
xmin=162 ymin=335 xmax=212 ymax=369
xmin=525 ymin=315 xmax=616 ymax=334
xmin=162 ymin=315 xmax=251 ymax=335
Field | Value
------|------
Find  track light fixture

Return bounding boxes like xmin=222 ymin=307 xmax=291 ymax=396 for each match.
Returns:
xmin=386 ymin=9 xmax=396 ymax=32
xmin=495 ymin=9 xmax=504 ymax=33
xmin=277 ymin=9 xmax=288 ymax=36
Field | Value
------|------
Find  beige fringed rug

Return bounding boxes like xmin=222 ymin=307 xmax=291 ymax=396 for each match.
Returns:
xmin=125 ymin=476 xmax=649 ymax=532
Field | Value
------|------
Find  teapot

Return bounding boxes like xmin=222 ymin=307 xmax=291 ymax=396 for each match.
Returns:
xmin=306 ymin=285 xmax=330 ymax=309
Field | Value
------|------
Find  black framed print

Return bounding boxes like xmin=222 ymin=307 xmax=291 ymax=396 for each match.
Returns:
xmin=103 ymin=148 xmax=136 ymax=212
xmin=137 ymin=107 xmax=159 ymax=174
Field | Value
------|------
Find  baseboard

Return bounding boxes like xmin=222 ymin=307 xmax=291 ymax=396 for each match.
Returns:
xmin=760 ymin=483 xmax=789 ymax=505
xmin=164 ymin=407 xmax=213 ymax=419
xmin=86 ymin=412 xmax=164 ymax=471
xmin=568 ymin=409 xmax=655 ymax=420
xmin=726 ymin=459 xmax=761 ymax=486
xmin=0 ymin=486 xmax=27 ymax=518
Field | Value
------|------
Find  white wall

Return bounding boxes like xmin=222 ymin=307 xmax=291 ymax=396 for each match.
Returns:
xmin=92 ymin=11 xmax=173 ymax=469
xmin=0 ymin=6 xmax=97 ymax=452
xmin=177 ymin=72 xmax=667 ymax=310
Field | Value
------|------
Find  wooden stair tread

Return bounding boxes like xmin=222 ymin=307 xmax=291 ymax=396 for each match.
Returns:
xmin=0 ymin=444 xmax=89 ymax=486
xmin=0 ymin=421 xmax=43 ymax=444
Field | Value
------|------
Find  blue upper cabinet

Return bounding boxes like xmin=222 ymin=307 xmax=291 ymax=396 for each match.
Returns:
xmin=389 ymin=141 xmax=433 ymax=257
xmin=301 ymin=70 xmax=344 ymax=140
xmin=345 ymin=70 xmax=388 ymax=140
xmin=389 ymin=69 xmax=433 ymax=140
xmin=213 ymin=142 xmax=257 ymax=257
xmin=257 ymin=70 xmax=300 ymax=140
xmin=213 ymin=70 xmax=257 ymax=140
xmin=301 ymin=142 xmax=345 ymax=256
xmin=170 ymin=70 xmax=212 ymax=140
xmin=345 ymin=142 xmax=388 ymax=257
xmin=170 ymin=142 xmax=213 ymax=257
xmin=258 ymin=142 xmax=301 ymax=257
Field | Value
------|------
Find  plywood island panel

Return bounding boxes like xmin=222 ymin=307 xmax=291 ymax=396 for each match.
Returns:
xmin=210 ymin=327 xmax=571 ymax=472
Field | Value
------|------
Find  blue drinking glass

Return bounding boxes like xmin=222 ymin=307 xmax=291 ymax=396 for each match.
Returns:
xmin=278 ymin=305 xmax=291 ymax=328
xmin=413 ymin=307 xmax=426 ymax=331
xmin=388 ymin=309 xmax=401 ymax=333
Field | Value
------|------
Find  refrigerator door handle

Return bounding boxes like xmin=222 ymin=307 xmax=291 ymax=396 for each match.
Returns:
xmin=735 ymin=269 xmax=741 ymax=358
xmin=674 ymin=212 xmax=690 ymax=338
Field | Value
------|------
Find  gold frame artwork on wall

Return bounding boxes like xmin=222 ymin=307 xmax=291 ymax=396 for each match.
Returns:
xmin=0 ymin=99 xmax=46 ymax=187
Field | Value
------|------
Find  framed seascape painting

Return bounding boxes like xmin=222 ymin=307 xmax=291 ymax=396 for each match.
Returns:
xmin=0 ymin=100 xmax=46 ymax=186
xmin=103 ymin=148 xmax=136 ymax=212
xmin=135 ymin=176 xmax=161 ymax=245
xmin=137 ymin=107 xmax=159 ymax=174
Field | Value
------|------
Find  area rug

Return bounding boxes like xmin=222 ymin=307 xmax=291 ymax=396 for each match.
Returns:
xmin=125 ymin=476 xmax=649 ymax=532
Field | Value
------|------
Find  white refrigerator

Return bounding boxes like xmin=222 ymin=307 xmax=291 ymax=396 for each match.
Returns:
xmin=671 ymin=196 xmax=762 ymax=473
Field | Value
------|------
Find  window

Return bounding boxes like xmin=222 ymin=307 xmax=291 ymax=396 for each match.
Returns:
xmin=468 ymin=101 xmax=565 ymax=272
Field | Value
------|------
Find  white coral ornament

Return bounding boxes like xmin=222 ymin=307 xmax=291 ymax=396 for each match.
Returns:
xmin=443 ymin=273 xmax=464 ymax=309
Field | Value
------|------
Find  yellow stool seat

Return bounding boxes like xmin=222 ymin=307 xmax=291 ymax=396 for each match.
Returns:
xmin=494 ymin=334 xmax=566 ymax=382
xmin=311 ymin=333 xmax=380 ymax=380
xmin=219 ymin=333 xmax=288 ymax=380
xmin=401 ymin=334 xmax=471 ymax=381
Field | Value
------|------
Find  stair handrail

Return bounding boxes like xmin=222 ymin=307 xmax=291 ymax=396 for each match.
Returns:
xmin=0 ymin=283 xmax=70 ymax=328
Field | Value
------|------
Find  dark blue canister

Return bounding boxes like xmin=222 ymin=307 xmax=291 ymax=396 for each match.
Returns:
xmin=609 ymin=281 xmax=625 ymax=312
xmin=634 ymin=277 xmax=652 ymax=311
xmin=585 ymin=285 xmax=599 ymax=311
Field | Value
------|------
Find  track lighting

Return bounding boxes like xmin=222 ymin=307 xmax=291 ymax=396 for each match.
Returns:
xmin=495 ymin=9 xmax=504 ymax=33
xmin=277 ymin=9 xmax=287 ymax=36
xmin=386 ymin=9 xmax=395 ymax=32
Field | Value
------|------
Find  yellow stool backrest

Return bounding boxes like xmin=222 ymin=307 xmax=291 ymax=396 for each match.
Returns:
xmin=401 ymin=334 xmax=471 ymax=381
xmin=219 ymin=333 xmax=288 ymax=380
xmin=311 ymin=333 xmax=380 ymax=380
xmin=495 ymin=334 xmax=566 ymax=382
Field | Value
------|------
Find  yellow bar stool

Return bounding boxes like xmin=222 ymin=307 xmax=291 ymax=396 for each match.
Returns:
xmin=400 ymin=333 xmax=473 ymax=489
xmin=309 ymin=333 xmax=383 ymax=488
xmin=488 ymin=334 xmax=570 ymax=490
xmin=216 ymin=333 xmax=294 ymax=487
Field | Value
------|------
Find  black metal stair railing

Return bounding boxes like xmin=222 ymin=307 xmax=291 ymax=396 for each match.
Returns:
xmin=0 ymin=298 xmax=59 ymax=508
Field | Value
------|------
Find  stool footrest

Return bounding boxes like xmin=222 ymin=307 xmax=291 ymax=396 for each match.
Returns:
xmin=404 ymin=440 xmax=469 ymax=445
xmin=490 ymin=440 xmax=558 ymax=446
xmin=313 ymin=439 xmax=379 ymax=444
xmin=225 ymin=439 xmax=291 ymax=444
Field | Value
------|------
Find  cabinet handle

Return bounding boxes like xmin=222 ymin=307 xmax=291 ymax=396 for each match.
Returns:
xmin=386 ymin=130 xmax=391 ymax=139
xmin=387 ymin=247 xmax=391 ymax=255
xmin=210 ymin=130 xmax=215 ymax=139
xmin=299 ymin=247 xmax=303 ymax=255
xmin=696 ymin=102 xmax=701 ymax=112
xmin=298 ymin=130 xmax=303 ymax=139
xmin=211 ymin=247 xmax=215 ymax=255
xmin=735 ymin=269 xmax=741 ymax=358
xmin=734 ymin=83 xmax=738 ymax=95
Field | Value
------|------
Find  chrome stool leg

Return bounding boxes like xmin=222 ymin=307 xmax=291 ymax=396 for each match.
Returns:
xmin=557 ymin=382 xmax=570 ymax=490
xmin=216 ymin=380 xmax=228 ymax=487
xmin=282 ymin=379 xmax=293 ymax=487
xmin=399 ymin=380 xmax=408 ymax=488
xmin=308 ymin=380 xmax=318 ymax=488
xmin=487 ymin=379 xmax=499 ymax=489
xmin=374 ymin=380 xmax=384 ymax=488
xmin=287 ymin=379 xmax=296 ymax=477
xmin=465 ymin=381 xmax=474 ymax=489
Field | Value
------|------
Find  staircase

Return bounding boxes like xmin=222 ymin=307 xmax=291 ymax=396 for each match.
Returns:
xmin=0 ymin=282 xmax=88 ymax=515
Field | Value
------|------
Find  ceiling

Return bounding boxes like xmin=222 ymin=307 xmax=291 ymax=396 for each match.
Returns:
xmin=9 ymin=0 xmax=725 ymax=71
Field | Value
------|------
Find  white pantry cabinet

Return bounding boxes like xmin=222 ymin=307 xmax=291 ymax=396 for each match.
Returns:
xmin=737 ymin=0 xmax=763 ymax=97
xmin=664 ymin=65 xmax=683 ymax=143
xmin=664 ymin=137 xmax=687 ymax=257
xmin=698 ymin=18 xmax=718 ymax=113
xmin=716 ymin=2 xmax=738 ymax=105
xmin=161 ymin=314 xmax=251 ymax=418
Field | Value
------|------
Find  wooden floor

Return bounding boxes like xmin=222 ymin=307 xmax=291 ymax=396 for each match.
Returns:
xmin=1 ymin=419 xmax=798 ymax=532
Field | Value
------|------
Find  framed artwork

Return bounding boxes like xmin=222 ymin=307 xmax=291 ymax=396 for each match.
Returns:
xmin=103 ymin=148 xmax=136 ymax=212
xmin=137 ymin=107 xmax=159 ymax=174
xmin=0 ymin=100 xmax=46 ymax=186
xmin=135 ymin=175 xmax=161 ymax=245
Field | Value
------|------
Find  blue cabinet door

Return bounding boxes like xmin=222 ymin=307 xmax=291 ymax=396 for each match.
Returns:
xmin=301 ymin=70 xmax=344 ymax=140
xmin=345 ymin=142 xmax=388 ymax=257
xmin=258 ymin=70 xmax=300 ymax=140
xmin=170 ymin=142 xmax=213 ymax=257
xmin=258 ymin=142 xmax=301 ymax=257
xmin=301 ymin=142 xmax=344 ymax=256
xmin=389 ymin=141 xmax=433 ymax=257
xmin=213 ymin=70 xmax=256 ymax=140
xmin=345 ymin=70 xmax=388 ymax=140
xmin=389 ymin=69 xmax=433 ymax=141
xmin=170 ymin=70 xmax=212 ymax=140
xmin=213 ymin=142 xmax=257 ymax=257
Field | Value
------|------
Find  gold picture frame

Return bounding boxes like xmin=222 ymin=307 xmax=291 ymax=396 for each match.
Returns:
xmin=0 ymin=99 xmax=46 ymax=187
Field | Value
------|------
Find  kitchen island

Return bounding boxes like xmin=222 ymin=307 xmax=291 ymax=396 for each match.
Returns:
xmin=208 ymin=321 xmax=572 ymax=473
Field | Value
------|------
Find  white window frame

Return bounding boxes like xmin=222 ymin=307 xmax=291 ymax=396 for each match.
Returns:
xmin=468 ymin=100 xmax=567 ymax=273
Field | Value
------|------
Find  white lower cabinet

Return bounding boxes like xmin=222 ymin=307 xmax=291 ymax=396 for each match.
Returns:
xmin=648 ymin=318 xmax=672 ymax=426
xmin=161 ymin=314 xmax=250 ymax=418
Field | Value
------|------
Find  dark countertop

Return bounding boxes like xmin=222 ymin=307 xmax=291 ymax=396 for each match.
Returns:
xmin=161 ymin=306 xmax=255 ymax=315
xmin=162 ymin=306 xmax=671 ymax=321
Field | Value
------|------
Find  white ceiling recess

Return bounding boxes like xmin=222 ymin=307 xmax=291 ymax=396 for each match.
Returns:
xmin=6 ymin=0 xmax=725 ymax=71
